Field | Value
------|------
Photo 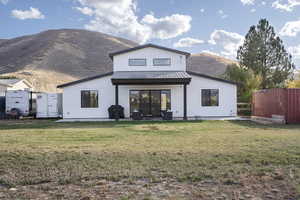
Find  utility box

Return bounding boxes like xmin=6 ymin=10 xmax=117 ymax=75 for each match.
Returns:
xmin=36 ymin=93 xmax=62 ymax=118
xmin=5 ymin=90 xmax=36 ymax=117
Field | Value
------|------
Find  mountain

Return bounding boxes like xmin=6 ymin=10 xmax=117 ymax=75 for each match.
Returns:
xmin=187 ymin=53 xmax=236 ymax=76
xmin=0 ymin=29 xmax=235 ymax=92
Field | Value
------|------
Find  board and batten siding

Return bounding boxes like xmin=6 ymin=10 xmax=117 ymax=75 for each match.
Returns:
xmin=62 ymin=74 xmax=237 ymax=119
xmin=187 ymin=74 xmax=237 ymax=117
xmin=62 ymin=75 xmax=114 ymax=119
xmin=113 ymin=47 xmax=186 ymax=72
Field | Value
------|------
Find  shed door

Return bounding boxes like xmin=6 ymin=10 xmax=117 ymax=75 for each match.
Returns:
xmin=48 ymin=94 xmax=58 ymax=117
xmin=37 ymin=94 xmax=48 ymax=117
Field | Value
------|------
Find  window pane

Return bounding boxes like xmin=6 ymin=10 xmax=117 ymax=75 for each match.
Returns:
xmin=129 ymin=59 xmax=146 ymax=66
xmin=153 ymin=58 xmax=171 ymax=66
xmin=201 ymin=89 xmax=219 ymax=107
xmin=130 ymin=91 xmax=140 ymax=114
xmin=81 ymin=90 xmax=98 ymax=108
xmin=161 ymin=90 xmax=171 ymax=111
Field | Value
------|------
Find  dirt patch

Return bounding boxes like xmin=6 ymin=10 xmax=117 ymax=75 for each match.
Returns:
xmin=132 ymin=124 xmax=185 ymax=132
xmin=0 ymin=175 xmax=298 ymax=200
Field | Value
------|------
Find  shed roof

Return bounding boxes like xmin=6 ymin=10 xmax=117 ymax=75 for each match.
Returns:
xmin=111 ymin=71 xmax=192 ymax=85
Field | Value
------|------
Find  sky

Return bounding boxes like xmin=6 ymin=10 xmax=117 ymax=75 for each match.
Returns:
xmin=0 ymin=0 xmax=300 ymax=67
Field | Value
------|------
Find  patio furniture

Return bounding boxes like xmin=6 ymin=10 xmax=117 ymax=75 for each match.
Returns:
xmin=132 ymin=110 xmax=143 ymax=120
xmin=161 ymin=110 xmax=173 ymax=120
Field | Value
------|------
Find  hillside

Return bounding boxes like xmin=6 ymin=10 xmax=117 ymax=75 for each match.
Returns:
xmin=0 ymin=29 xmax=235 ymax=92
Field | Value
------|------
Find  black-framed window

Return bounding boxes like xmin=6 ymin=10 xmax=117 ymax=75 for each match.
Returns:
xmin=153 ymin=58 xmax=171 ymax=66
xmin=129 ymin=59 xmax=147 ymax=66
xmin=81 ymin=90 xmax=98 ymax=108
xmin=201 ymin=89 xmax=219 ymax=107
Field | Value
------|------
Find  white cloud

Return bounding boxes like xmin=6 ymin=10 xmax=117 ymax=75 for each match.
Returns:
xmin=241 ymin=0 xmax=255 ymax=5
xmin=200 ymin=8 xmax=205 ymax=13
xmin=288 ymin=44 xmax=300 ymax=59
xmin=272 ymin=0 xmax=300 ymax=12
xmin=173 ymin=37 xmax=204 ymax=48
xmin=11 ymin=7 xmax=45 ymax=20
xmin=250 ymin=8 xmax=256 ymax=12
xmin=141 ymin=14 xmax=192 ymax=40
xmin=75 ymin=6 xmax=94 ymax=16
xmin=208 ymin=30 xmax=244 ymax=57
xmin=279 ymin=20 xmax=300 ymax=36
xmin=261 ymin=1 xmax=266 ymax=5
xmin=75 ymin=0 xmax=192 ymax=44
xmin=0 ymin=0 xmax=9 ymax=4
xmin=218 ymin=10 xmax=228 ymax=19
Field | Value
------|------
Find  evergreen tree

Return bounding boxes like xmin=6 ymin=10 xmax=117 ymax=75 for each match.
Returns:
xmin=237 ymin=19 xmax=295 ymax=89
xmin=223 ymin=64 xmax=261 ymax=102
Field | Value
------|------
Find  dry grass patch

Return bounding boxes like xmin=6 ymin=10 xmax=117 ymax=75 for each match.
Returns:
xmin=0 ymin=120 xmax=299 ymax=199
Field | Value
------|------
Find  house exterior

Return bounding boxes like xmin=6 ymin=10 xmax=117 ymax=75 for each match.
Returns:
xmin=0 ymin=78 xmax=33 ymax=96
xmin=57 ymin=44 xmax=237 ymax=120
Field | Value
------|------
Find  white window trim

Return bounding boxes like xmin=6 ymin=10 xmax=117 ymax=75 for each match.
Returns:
xmin=153 ymin=58 xmax=171 ymax=66
xmin=128 ymin=58 xmax=147 ymax=66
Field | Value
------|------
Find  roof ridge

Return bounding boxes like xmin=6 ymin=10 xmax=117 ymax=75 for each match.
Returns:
xmin=109 ymin=43 xmax=191 ymax=59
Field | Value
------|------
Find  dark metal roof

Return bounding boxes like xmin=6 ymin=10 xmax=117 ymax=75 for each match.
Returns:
xmin=187 ymin=71 xmax=237 ymax=85
xmin=57 ymin=72 xmax=113 ymax=88
xmin=109 ymin=43 xmax=191 ymax=59
xmin=111 ymin=71 xmax=192 ymax=85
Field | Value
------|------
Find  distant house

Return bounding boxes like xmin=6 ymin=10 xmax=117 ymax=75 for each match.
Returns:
xmin=0 ymin=78 xmax=33 ymax=96
xmin=57 ymin=44 xmax=237 ymax=120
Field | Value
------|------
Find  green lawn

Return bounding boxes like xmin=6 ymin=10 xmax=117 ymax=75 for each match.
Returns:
xmin=0 ymin=120 xmax=300 ymax=199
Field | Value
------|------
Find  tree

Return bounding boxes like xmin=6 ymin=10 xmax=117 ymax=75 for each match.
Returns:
xmin=287 ymin=71 xmax=300 ymax=88
xmin=237 ymin=19 xmax=295 ymax=89
xmin=223 ymin=64 xmax=261 ymax=102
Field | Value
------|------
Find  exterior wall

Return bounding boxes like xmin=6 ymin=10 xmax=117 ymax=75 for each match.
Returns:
xmin=62 ymin=74 xmax=237 ymax=119
xmin=113 ymin=47 xmax=186 ymax=72
xmin=187 ymin=75 xmax=237 ymax=117
xmin=62 ymin=75 xmax=115 ymax=119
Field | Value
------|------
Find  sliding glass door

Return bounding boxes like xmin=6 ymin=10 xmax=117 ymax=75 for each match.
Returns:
xmin=130 ymin=90 xmax=171 ymax=117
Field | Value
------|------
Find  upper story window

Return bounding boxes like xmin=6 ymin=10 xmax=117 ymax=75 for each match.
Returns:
xmin=153 ymin=58 xmax=171 ymax=66
xmin=201 ymin=89 xmax=219 ymax=107
xmin=81 ymin=90 xmax=99 ymax=108
xmin=129 ymin=59 xmax=147 ymax=66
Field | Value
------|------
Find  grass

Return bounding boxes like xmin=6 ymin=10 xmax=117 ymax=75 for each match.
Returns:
xmin=0 ymin=120 xmax=300 ymax=198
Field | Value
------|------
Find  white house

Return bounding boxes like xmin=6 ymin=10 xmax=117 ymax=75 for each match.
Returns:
xmin=0 ymin=78 xmax=33 ymax=96
xmin=57 ymin=44 xmax=237 ymax=120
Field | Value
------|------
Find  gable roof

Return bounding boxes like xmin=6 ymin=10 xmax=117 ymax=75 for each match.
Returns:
xmin=187 ymin=71 xmax=236 ymax=85
xmin=109 ymin=43 xmax=191 ymax=59
xmin=57 ymin=71 xmax=235 ymax=88
xmin=57 ymin=72 xmax=113 ymax=88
